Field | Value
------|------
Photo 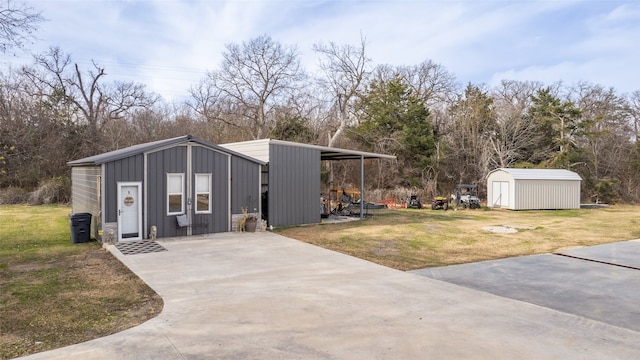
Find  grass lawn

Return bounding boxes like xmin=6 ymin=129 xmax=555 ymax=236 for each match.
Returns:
xmin=276 ymin=205 xmax=640 ymax=271
xmin=0 ymin=205 xmax=163 ymax=360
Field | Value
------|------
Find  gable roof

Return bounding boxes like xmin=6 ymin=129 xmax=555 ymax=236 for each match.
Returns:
xmin=67 ymin=135 xmax=266 ymax=166
xmin=490 ymin=168 xmax=582 ymax=181
xmin=221 ymin=139 xmax=396 ymax=162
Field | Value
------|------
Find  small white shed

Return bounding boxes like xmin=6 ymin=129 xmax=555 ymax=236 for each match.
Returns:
xmin=486 ymin=168 xmax=582 ymax=210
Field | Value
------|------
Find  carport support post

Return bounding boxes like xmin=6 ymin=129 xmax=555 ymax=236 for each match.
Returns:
xmin=360 ymin=155 xmax=364 ymax=219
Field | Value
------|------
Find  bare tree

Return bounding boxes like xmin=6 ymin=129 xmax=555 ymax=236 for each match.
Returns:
xmin=445 ymin=84 xmax=497 ymax=186
xmin=313 ymin=35 xmax=371 ymax=147
xmin=629 ymin=90 xmax=640 ymax=141
xmin=396 ymin=60 xmax=458 ymax=108
xmin=0 ymin=68 xmax=81 ymax=187
xmin=187 ymin=75 xmax=254 ymax=142
xmin=21 ymin=47 xmax=158 ymax=154
xmin=570 ymin=82 xmax=631 ymax=182
xmin=207 ymin=35 xmax=305 ymax=139
xmin=0 ymin=0 xmax=43 ymax=54
xmin=188 ymin=76 xmax=224 ymax=124
xmin=489 ymin=80 xmax=543 ymax=168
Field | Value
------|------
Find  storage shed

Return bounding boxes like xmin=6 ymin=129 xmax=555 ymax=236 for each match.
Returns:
xmin=486 ymin=168 xmax=582 ymax=210
xmin=222 ymin=139 xmax=395 ymax=227
xmin=68 ymin=135 xmax=265 ymax=242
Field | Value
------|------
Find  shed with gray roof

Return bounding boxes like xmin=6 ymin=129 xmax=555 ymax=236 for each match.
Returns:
xmin=68 ymin=135 xmax=265 ymax=242
xmin=486 ymin=168 xmax=582 ymax=210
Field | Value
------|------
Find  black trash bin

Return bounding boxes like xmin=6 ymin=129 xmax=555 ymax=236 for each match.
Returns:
xmin=69 ymin=212 xmax=92 ymax=244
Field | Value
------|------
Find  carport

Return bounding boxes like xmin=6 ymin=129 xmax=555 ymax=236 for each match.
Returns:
xmin=221 ymin=139 xmax=395 ymax=227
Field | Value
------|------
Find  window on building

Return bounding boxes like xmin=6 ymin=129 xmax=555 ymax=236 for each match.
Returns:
xmin=167 ymin=173 xmax=184 ymax=215
xmin=195 ymin=173 xmax=211 ymax=213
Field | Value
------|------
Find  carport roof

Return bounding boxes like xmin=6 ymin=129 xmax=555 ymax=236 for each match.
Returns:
xmin=67 ymin=135 xmax=266 ymax=166
xmin=221 ymin=139 xmax=396 ymax=162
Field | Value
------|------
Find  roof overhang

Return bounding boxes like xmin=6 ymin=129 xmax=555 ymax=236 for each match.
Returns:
xmin=319 ymin=147 xmax=396 ymax=161
xmin=223 ymin=139 xmax=396 ymax=161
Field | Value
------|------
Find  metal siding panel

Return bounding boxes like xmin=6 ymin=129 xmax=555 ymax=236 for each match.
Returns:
xmin=302 ymin=147 xmax=321 ymax=224
xmin=488 ymin=169 xmax=511 ymax=182
xmin=70 ymin=166 xmax=101 ymax=239
xmin=270 ymin=145 xmax=286 ymax=226
xmin=222 ymin=139 xmax=271 ymax=163
xmin=193 ymin=145 xmax=230 ymax=234
xmin=487 ymin=178 xmax=492 ymax=207
xmin=105 ymin=162 xmax=117 ymax=222
xmin=148 ymin=151 xmax=168 ymax=237
xmin=215 ymin=152 xmax=230 ymax=233
xmin=147 ymin=151 xmax=160 ymax=235
xmin=146 ymin=147 xmax=188 ymax=238
xmin=269 ymin=145 xmax=282 ymax=226
xmin=230 ymin=157 xmax=239 ymax=213
xmin=103 ymin=154 xmax=144 ymax=223
xmin=231 ymin=157 xmax=244 ymax=212
xmin=513 ymin=180 xmax=524 ymax=210
xmin=292 ymin=148 xmax=302 ymax=223
xmin=71 ymin=166 xmax=100 ymax=214
xmin=269 ymin=144 xmax=320 ymax=227
xmin=514 ymin=180 xmax=580 ymax=210
xmin=232 ymin=156 xmax=259 ymax=215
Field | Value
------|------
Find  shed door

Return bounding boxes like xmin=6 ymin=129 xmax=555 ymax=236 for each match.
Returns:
xmin=492 ymin=181 xmax=509 ymax=207
xmin=117 ymin=182 xmax=142 ymax=241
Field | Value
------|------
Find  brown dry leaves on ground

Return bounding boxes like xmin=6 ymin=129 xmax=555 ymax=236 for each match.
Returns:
xmin=0 ymin=246 xmax=163 ymax=359
xmin=277 ymin=206 xmax=640 ymax=271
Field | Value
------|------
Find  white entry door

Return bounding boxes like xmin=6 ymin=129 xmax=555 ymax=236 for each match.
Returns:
xmin=117 ymin=182 xmax=142 ymax=241
xmin=492 ymin=181 xmax=509 ymax=208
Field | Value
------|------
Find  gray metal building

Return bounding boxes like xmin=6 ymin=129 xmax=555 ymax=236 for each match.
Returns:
xmin=68 ymin=135 xmax=264 ymax=242
xmin=222 ymin=139 xmax=396 ymax=227
xmin=486 ymin=168 xmax=582 ymax=210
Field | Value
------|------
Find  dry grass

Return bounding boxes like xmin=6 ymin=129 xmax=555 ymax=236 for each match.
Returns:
xmin=276 ymin=205 xmax=640 ymax=271
xmin=0 ymin=205 xmax=163 ymax=359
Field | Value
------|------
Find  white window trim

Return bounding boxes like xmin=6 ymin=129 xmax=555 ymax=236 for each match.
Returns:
xmin=195 ymin=173 xmax=212 ymax=214
xmin=167 ymin=173 xmax=185 ymax=215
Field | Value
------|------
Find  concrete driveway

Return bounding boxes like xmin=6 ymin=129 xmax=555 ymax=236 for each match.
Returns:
xmin=412 ymin=240 xmax=640 ymax=333
xmin=19 ymin=233 xmax=640 ymax=359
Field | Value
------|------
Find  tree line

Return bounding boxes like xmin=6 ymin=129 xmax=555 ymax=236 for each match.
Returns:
xmin=2 ymin=31 xmax=640 ymax=204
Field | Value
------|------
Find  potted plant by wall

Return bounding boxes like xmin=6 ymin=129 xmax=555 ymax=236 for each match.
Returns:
xmin=244 ymin=214 xmax=258 ymax=232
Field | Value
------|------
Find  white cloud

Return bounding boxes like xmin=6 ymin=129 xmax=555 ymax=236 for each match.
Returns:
xmin=3 ymin=0 xmax=638 ymax=101
xmin=487 ymin=1 xmax=640 ymax=93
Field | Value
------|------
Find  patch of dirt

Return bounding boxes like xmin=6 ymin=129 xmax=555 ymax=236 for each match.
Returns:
xmin=483 ymin=226 xmax=518 ymax=234
xmin=370 ymin=239 xmax=399 ymax=256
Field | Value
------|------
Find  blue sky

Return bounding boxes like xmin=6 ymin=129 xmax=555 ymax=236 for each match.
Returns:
xmin=5 ymin=0 xmax=640 ymax=101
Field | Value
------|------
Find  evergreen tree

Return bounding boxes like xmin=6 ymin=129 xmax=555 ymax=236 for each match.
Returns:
xmin=353 ymin=77 xmax=435 ymax=186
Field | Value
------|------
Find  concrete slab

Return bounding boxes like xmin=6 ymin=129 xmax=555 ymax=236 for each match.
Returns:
xmin=413 ymin=241 xmax=640 ymax=332
xmin=558 ymin=239 xmax=640 ymax=268
xmin=18 ymin=233 xmax=640 ymax=360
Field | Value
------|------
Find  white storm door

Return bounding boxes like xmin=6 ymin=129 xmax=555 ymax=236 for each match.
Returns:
xmin=117 ymin=182 xmax=142 ymax=241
